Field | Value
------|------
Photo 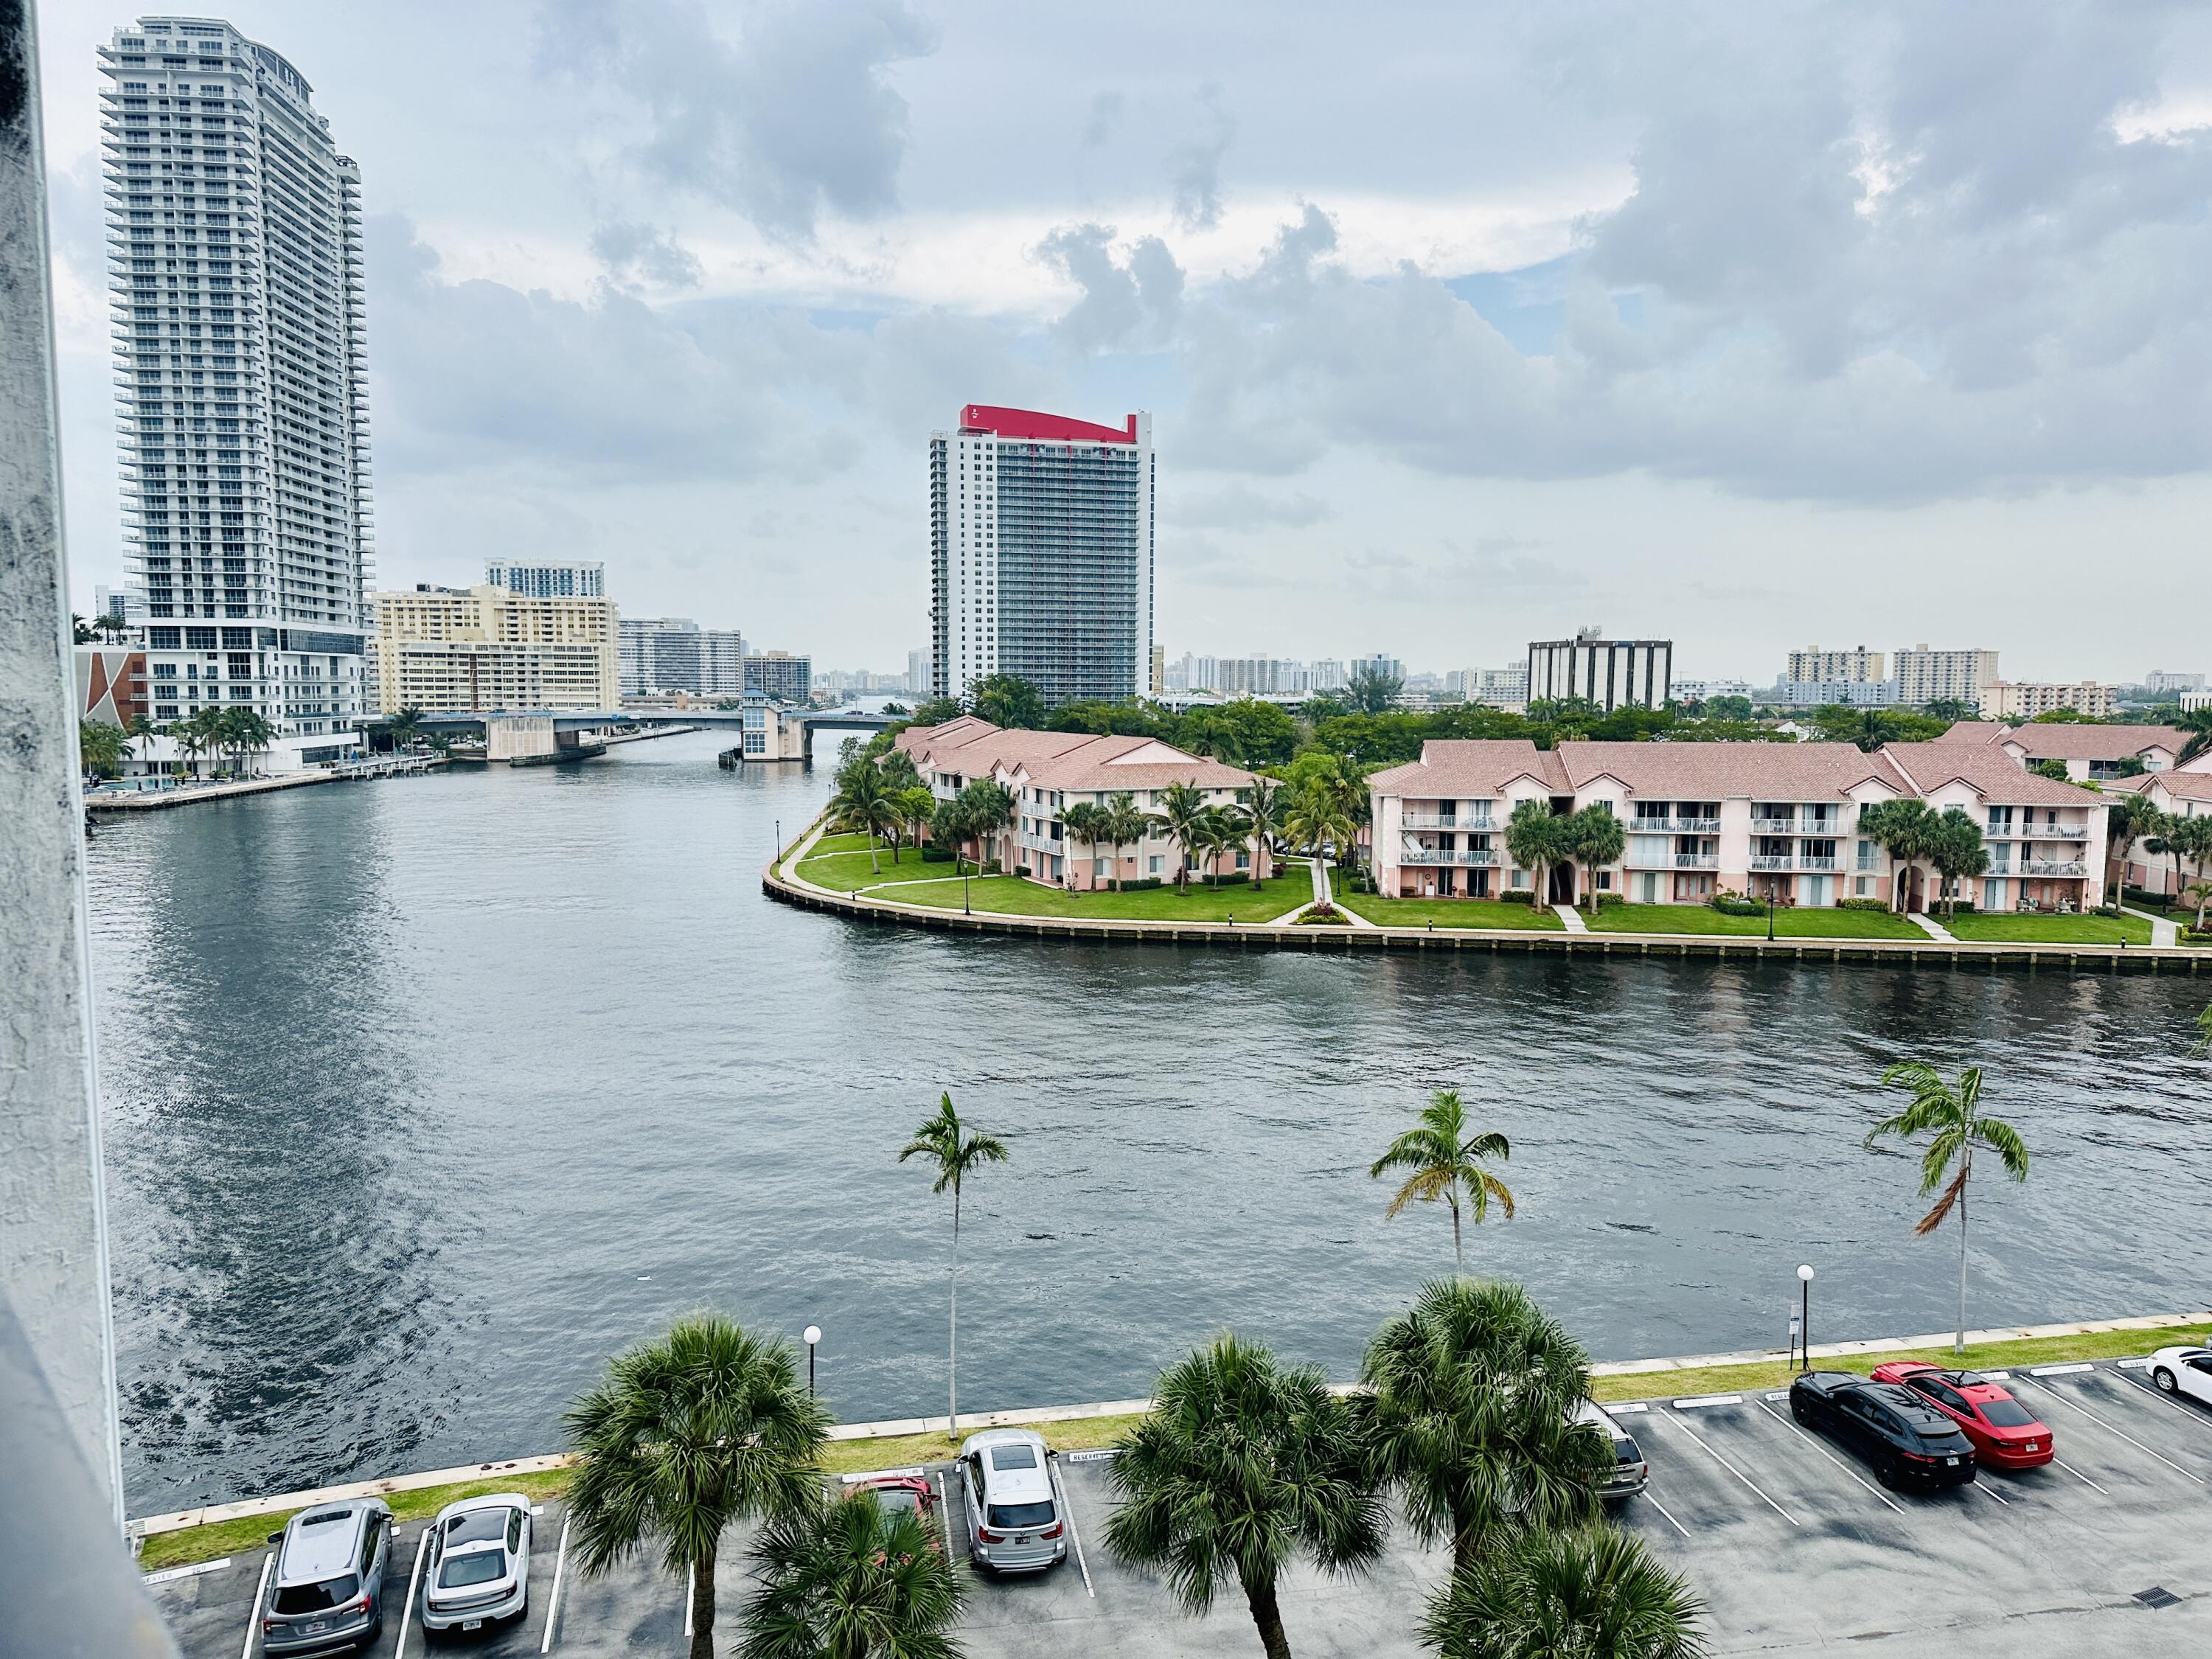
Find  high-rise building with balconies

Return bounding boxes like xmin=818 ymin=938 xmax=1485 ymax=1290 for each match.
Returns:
xmin=1893 ymin=644 xmax=2000 ymax=708
xmin=931 ymin=405 xmax=1153 ymax=706
xmin=1787 ymin=646 xmax=1885 ymax=684
xmin=100 ymin=16 xmax=372 ymax=735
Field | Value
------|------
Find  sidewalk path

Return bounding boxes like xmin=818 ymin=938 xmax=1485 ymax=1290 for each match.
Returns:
xmin=1910 ymin=911 xmax=1957 ymax=943
xmin=1552 ymin=902 xmax=1589 ymax=934
xmin=2124 ymin=905 xmax=2180 ymax=947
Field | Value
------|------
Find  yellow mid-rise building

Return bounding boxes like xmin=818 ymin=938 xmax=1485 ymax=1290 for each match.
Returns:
xmin=373 ymin=585 xmax=620 ymax=714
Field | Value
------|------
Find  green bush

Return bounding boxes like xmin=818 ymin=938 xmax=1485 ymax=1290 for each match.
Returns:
xmin=1195 ymin=871 xmax=1251 ymax=887
xmin=1593 ymin=891 xmax=1625 ymax=909
xmin=1835 ymin=897 xmax=1892 ymax=912
xmin=1497 ymin=888 xmax=1537 ymax=905
xmin=921 ymin=845 xmax=955 ymax=863
xmin=1711 ymin=897 xmax=1767 ymax=917
xmin=1012 ymin=865 xmax=1031 ymax=878
xmin=981 ymin=858 xmax=1002 ymax=875
xmin=1114 ymin=876 xmax=1164 ymax=891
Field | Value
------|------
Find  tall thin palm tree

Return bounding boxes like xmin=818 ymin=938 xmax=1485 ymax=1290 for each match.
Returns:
xmin=1062 ymin=800 xmax=1108 ymax=888
xmin=1105 ymin=1334 xmax=1387 ymax=1659
xmin=1863 ymin=1062 xmax=2031 ymax=1354
xmin=1360 ymin=1279 xmax=1608 ymax=1577
xmin=1370 ymin=1089 xmax=1514 ymax=1276
xmin=1099 ymin=790 xmax=1155 ymax=893
xmin=1158 ymin=779 xmax=1209 ymax=892
xmin=1565 ymin=805 xmax=1626 ymax=915
xmin=829 ymin=758 xmax=897 ymax=875
xmin=2106 ymin=793 xmax=2157 ymax=907
xmin=898 ymin=1093 xmax=1009 ymax=1435
xmin=1193 ymin=803 xmax=1250 ymax=888
xmin=738 ymin=1489 xmax=964 ymax=1659
xmin=1858 ymin=798 xmax=1938 ymax=913
xmin=2176 ymin=707 xmax=2212 ymax=767
xmin=1505 ymin=799 xmax=1562 ymax=906
xmin=1420 ymin=1525 xmax=1707 ymax=1659
xmin=1241 ymin=775 xmax=1287 ymax=886
xmin=564 ymin=1314 xmax=830 ymax=1659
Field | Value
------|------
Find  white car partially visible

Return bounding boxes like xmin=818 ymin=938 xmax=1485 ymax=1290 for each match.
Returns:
xmin=421 ymin=1492 xmax=532 ymax=1634
xmin=2148 ymin=1347 xmax=2212 ymax=1408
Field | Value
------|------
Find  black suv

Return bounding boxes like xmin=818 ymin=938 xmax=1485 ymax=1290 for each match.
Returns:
xmin=1789 ymin=1371 xmax=1976 ymax=1490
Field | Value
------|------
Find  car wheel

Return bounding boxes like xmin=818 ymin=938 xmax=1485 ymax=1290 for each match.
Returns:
xmin=2154 ymin=1367 xmax=2179 ymax=1394
xmin=1873 ymin=1455 xmax=1899 ymax=1490
xmin=1792 ymin=1399 xmax=1811 ymax=1426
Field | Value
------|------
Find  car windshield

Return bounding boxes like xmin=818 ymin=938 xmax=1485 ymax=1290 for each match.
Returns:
xmin=445 ymin=1511 xmax=508 ymax=1546
xmin=438 ymin=1549 xmax=507 ymax=1589
xmin=987 ymin=1500 xmax=1056 ymax=1530
xmin=273 ymin=1573 xmax=358 ymax=1614
xmin=871 ymin=1486 xmax=921 ymax=1514
xmin=1979 ymin=1398 xmax=2038 ymax=1428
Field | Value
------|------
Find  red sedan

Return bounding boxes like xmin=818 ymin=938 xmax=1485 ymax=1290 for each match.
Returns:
xmin=1868 ymin=1363 xmax=2053 ymax=1468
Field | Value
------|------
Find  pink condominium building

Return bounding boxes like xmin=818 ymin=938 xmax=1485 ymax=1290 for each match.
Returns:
xmin=1368 ymin=725 xmax=2124 ymax=916
xmin=896 ymin=717 xmax=1270 ymax=889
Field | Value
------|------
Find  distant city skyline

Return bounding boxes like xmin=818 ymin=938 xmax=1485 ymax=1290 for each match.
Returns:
xmin=37 ymin=3 xmax=2212 ymax=681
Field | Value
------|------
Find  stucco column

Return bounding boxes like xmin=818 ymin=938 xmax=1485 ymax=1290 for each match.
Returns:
xmin=0 ymin=0 xmax=126 ymax=1521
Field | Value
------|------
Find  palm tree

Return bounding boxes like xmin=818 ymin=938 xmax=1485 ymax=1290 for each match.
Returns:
xmin=79 ymin=719 xmax=131 ymax=781
xmin=1505 ymin=799 xmax=1563 ymax=905
xmin=930 ymin=799 xmax=971 ymax=874
xmin=1284 ymin=781 xmax=1358 ymax=884
xmin=1564 ymin=805 xmax=1626 ymax=914
xmin=898 ymin=1094 xmax=1009 ymax=1435
xmin=1105 ymin=1335 xmax=1387 ymax=1659
xmin=1361 ymin=1279 xmax=1609 ymax=1579
xmin=1370 ymin=1089 xmax=1514 ymax=1276
xmin=1927 ymin=806 xmax=1988 ymax=919
xmin=1858 ymin=799 xmax=1938 ymax=914
xmin=1158 ymin=779 xmax=1209 ymax=893
xmin=1420 ymin=1525 xmax=1707 ymax=1659
xmin=830 ymin=758 xmax=897 ymax=875
xmin=2171 ymin=815 xmax=2212 ymax=928
xmin=387 ymin=705 xmax=424 ymax=751
xmin=565 ymin=1313 xmax=831 ymax=1659
xmin=1061 ymin=800 xmax=1108 ymax=888
xmin=1864 ymin=1062 xmax=2031 ymax=1354
xmin=738 ymin=1489 xmax=963 ymax=1659
xmin=1099 ymin=790 xmax=1155 ymax=893
xmin=895 ymin=787 xmax=939 ymax=866
xmin=2106 ymin=793 xmax=2157 ymax=908
xmin=877 ymin=747 xmax=925 ymax=796
xmin=1196 ymin=803 xmax=1252 ymax=888
xmin=1241 ymin=776 xmax=1287 ymax=884
xmin=956 ymin=778 xmax=1018 ymax=871
xmin=2142 ymin=807 xmax=2187 ymax=908
xmin=2175 ymin=707 xmax=2212 ymax=767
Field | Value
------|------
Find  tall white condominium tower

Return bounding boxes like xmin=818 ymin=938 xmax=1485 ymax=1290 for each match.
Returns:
xmin=930 ymin=404 xmax=1153 ymax=706
xmin=485 ymin=558 xmax=604 ymax=599
xmin=100 ymin=17 xmax=371 ymax=735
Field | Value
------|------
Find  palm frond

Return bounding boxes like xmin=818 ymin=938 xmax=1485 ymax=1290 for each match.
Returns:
xmin=1973 ymin=1115 xmax=2031 ymax=1181
xmin=1913 ymin=1167 xmax=1967 ymax=1237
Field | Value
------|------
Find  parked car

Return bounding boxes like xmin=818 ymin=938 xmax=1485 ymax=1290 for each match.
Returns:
xmin=956 ymin=1429 xmax=1067 ymax=1573
xmin=420 ymin=1492 xmax=532 ymax=1636
xmin=1867 ymin=1362 xmax=2053 ymax=1469
xmin=1789 ymin=1371 xmax=1977 ymax=1489
xmin=851 ymin=1472 xmax=939 ymax=1530
xmin=1574 ymin=1399 xmax=1649 ymax=1500
xmin=2149 ymin=1346 xmax=2212 ymax=1407
xmin=260 ymin=1498 xmax=392 ymax=1655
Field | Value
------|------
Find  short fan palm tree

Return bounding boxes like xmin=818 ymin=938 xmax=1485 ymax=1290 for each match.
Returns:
xmin=1421 ymin=1525 xmax=1707 ymax=1659
xmin=1371 ymin=1089 xmax=1514 ymax=1275
xmin=898 ymin=1093 xmax=1009 ymax=1435
xmin=1105 ymin=1334 xmax=1386 ymax=1659
xmin=564 ymin=1313 xmax=831 ymax=1659
xmin=1360 ymin=1278 xmax=1609 ymax=1576
xmin=738 ymin=1489 xmax=964 ymax=1659
xmin=1864 ymin=1062 xmax=2030 ymax=1354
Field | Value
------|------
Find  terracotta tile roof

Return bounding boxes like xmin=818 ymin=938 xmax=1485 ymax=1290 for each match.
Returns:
xmin=1027 ymin=754 xmax=1259 ymax=793
xmin=1365 ymin=740 xmax=1568 ymax=797
xmin=2140 ymin=771 xmax=2212 ymax=803
xmin=898 ymin=720 xmax=1098 ymax=774
xmin=1880 ymin=742 xmax=2107 ymax=806
xmin=1557 ymin=740 xmax=1911 ymax=801
xmin=899 ymin=723 xmax=1255 ymax=793
xmin=1997 ymin=724 xmax=2190 ymax=762
xmin=1930 ymin=721 xmax=2009 ymax=745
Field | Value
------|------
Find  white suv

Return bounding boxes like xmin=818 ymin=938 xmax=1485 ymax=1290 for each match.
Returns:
xmin=956 ymin=1430 xmax=1066 ymax=1573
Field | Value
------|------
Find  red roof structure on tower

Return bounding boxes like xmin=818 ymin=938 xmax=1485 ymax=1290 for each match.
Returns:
xmin=959 ymin=404 xmax=1138 ymax=445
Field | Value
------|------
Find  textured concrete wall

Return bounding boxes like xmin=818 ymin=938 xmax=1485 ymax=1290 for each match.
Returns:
xmin=0 ymin=0 xmax=125 ymax=1520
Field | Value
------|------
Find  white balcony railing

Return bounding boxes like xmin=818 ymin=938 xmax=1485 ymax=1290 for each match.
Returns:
xmin=1856 ymin=858 xmax=1882 ymax=872
xmin=2019 ymin=860 xmax=2087 ymax=877
xmin=1400 ymin=848 xmax=1498 ymax=867
xmin=1748 ymin=855 xmax=1794 ymax=871
xmin=1750 ymin=818 xmax=1798 ymax=834
xmin=1401 ymin=813 xmax=1495 ymax=831
xmin=1675 ymin=853 xmax=1719 ymax=869
xmin=1797 ymin=856 xmax=1840 ymax=872
xmin=1668 ymin=816 xmax=1722 ymax=832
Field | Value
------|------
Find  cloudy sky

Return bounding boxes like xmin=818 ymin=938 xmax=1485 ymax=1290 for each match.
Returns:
xmin=39 ymin=0 xmax=2212 ymax=682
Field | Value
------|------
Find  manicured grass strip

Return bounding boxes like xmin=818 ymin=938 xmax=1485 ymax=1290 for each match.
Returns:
xmin=807 ymin=832 xmax=878 ymax=856
xmin=1587 ymin=903 xmax=1926 ymax=939
xmin=1333 ymin=891 xmax=1565 ymax=931
xmin=137 ymin=1468 xmax=575 ymax=1573
xmin=870 ymin=872 xmax=1312 ymax=923
xmin=798 ymin=847 xmax=936 ymax=888
xmin=1943 ymin=911 xmax=2153 ymax=946
xmin=1590 ymin=1320 xmax=2210 ymax=1405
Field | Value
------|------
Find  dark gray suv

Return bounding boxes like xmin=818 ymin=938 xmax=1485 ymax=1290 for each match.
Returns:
xmin=260 ymin=1498 xmax=393 ymax=1654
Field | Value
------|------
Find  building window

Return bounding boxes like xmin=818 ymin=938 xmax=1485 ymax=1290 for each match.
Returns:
xmin=1149 ymin=855 xmax=1163 ymax=874
xmin=1854 ymin=877 xmax=1871 ymax=897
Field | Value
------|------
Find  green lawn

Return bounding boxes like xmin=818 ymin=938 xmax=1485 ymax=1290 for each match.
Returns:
xmin=796 ymin=846 xmax=939 ymax=888
xmin=1587 ymin=903 xmax=1926 ymax=939
xmin=1944 ymin=911 xmax=2154 ymax=945
xmin=870 ymin=871 xmax=1312 ymax=922
xmin=1332 ymin=888 xmax=1565 ymax=931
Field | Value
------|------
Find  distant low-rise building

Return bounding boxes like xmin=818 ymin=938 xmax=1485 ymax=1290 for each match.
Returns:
xmin=374 ymin=584 xmax=619 ymax=713
xmin=2145 ymin=670 xmax=2203 ymax=694
xmin=1773 ymin=678 xmax=1900 ymax=707
xmin=1964 ymin=720 xmax=2198 ymax=782
xmin=743 ymin=650 xmax=811 ymax=703
xmin=1527 ymin=630 xmax=1671 ymax=711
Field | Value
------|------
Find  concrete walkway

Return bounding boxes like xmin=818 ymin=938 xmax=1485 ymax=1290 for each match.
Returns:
xmin=1909 ymin=911 xmax=1956 ymax=943
xmin=2124 ymin=904 xmax=2180 ymax=947
xmin=1551 ymin=902 xmax=1588 ymax=933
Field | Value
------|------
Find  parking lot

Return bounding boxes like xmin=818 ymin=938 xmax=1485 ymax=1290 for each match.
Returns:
xmin=150 ymin=1358 xmax=2211 ymax=1658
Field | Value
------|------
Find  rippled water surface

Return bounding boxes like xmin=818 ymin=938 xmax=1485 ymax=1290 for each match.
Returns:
xmin=86 ymin=731 xmax=2212 ymax=1511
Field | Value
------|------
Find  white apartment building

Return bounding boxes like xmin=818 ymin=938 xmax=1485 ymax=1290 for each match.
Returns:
xmin=908 ymin=647 xmax=932 ymax=695
xmin=374 ymin=584 xmax=619 ymax=713
xmin=1527 ymin=632 xmax=1672 ymax=710
xmin=1986 ymin=721 xmax=2197 ymax=782
xmin=1787 ymin=647 xmax=1885 ymax=684
xmin=2145 ymin=670 xmax=2203 ymax=694
xmin=2184 ymin=690 xmax=2212 ymax=713
xmin=931 ymin=404 xmax=1152 ymax=706
xmin=1984 ymin=681 xmax=2118 ymax=720
xmin=619 ymin=616 xmax=745 ymax=696
xmin=101 ymin=17 xmax=373 ymax=735
xmin=1367 ymin=734 xmax=2109 ymax=914
xmin=485 ymin=559 xmax=604 ymax=600
xmin=1894 ymin=645 xmax=2000 ymax=708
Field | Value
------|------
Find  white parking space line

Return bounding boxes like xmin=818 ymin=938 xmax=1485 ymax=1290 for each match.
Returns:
xmin=1648 ymin=1411 xmax=1800 ymax=1527
xmin=394 ymin=1524 xmax=430 ymax=1659
xmin=1604 ymin=1402 xmax=1650 ymax=1415
xmin=936 ymin=1471 xmax=956 ymax=1562
xmin=1969 ymin=1478 xmax=2011 ymax=1506
xmin=1639 ymin=1490 xmax=1693 ymax=1539
xmin=2015 ymin=1376 xmax=2205 ymax=1485
xmin=1673 ymin=1394 xmax=1742 ymax=1409
xmin=2028 ymin=1363 xmax=2095 ymax=1376
xmin=1049 ymin=1458 xmax=1095 ymax=1599
xmin=541 ymin=1511 xmax=571 ymax=1655
xmin=2107 ymin=1368 xmax=2212 ymax=1435
xmin=143 ymin=1557 xmax=232 ymax=1585
xmin=2051 ymin=1457 xmax=2108 ymax=1495
xmin=240 ymin=1551 xmax=274 ymax=1659
xmin=684 ymin=1560 xmax=695 ymax=1638
xmin=1753 ymin=1399 xmax=1904 ymax=1514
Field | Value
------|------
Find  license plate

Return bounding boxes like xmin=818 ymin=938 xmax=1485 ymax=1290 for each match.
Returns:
xmin=462 ymin=1619 xmax=483 ymax=1630
xmin=2025 ymin=1441 xmax=2038 ymax=1451
xmin=1946 ymin=1457 xmax=1958 ymax=1466
xmin=304 ymin=1623 xmax=327 ymax=1634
